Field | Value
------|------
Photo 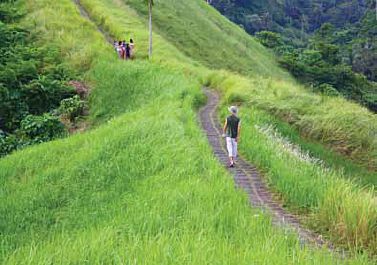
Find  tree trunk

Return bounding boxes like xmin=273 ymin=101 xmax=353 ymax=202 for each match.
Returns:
xmin=148 ymin=1 xmax=152 ymax=59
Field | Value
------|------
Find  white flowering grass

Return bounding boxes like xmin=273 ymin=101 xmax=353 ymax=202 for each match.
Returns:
xmin=255 ymin=124 xmax=326 ymax=168
xmin=226 ymin=106 xmax=377 ymax=255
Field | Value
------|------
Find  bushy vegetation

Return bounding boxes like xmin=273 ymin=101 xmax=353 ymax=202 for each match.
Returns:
xmin=256 ymin=24 xmax=377 ymax=112
xmin=211 ymin=0 xmax=372 ymax=45
xmin=59 ymin=95 xmax=86 ymax=123
xmin=348 ymin=8 xmax=377 ymax=81
xmin=0 ymin=1 xmax=83 ymax=156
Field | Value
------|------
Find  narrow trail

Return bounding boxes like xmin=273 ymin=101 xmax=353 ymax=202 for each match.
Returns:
xmin=199 ymin=88 xmax=331 ymax=248
xmin=73 ymin=0 xmax=113 ymax=44
xmin=72 ymin=0 xmax=339 ymax=254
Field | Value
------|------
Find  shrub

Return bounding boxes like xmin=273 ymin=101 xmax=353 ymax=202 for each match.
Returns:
xmin=21 ymin=76 xmax=75 ymax=115
xmin=20 ymin=114 xmax=66 ymax=143
xmin=59 ymin=95 xmax=86 ymax=122
xmin=317 ymin=83 xmax=341 ymax=97
xmin=255 ymin=31 xmax=283 ymax=49
xmin=0 ymin=131 xmax=18 ymax=156
xmin=0 ymin=1 xmax=76 ymax=151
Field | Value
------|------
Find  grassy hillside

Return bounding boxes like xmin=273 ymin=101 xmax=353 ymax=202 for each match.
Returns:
xmin=124 ymin=0 xmax=290 ymax=79
xmin=126 ymin=0 xmax=377 ymax=171
xmin=2 ymin=0 xmax=372 ymax=264
xmin=0 ymin=0 xmax=376 ymax=263
xmin=81 ymin=0 xmax=377 ymax=172
xmin=77 ymin=0 xmax=377 ymax=254
xmin=3 ymin=58 xmax=369 ymax=263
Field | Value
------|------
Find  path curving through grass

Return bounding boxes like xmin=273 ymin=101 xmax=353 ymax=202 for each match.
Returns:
xmin=73 ymin=0 xmax=335 ymax=251
xmin=68 ymin=0 xmax=370 ymax=260
xmin=199 ymin=88 xmax=340 ymax=251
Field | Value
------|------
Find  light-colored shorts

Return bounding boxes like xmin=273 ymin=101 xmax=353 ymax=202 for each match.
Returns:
xmin=226 ymin=137 xmax=238 ymax=158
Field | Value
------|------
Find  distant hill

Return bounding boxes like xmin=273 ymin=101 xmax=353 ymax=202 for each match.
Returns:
xmin=211 ymin=0 xmax=377 ymax=103
xmin=211 ymin=0 xmax=372 ymax=43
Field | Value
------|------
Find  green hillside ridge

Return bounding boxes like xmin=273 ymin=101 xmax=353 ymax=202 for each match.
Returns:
xmin=117 ymin=0 xmax=377 ymax=172
xmin=54 ymin=0 xmax=377 ymax=254
xmin=1 ymin=0 xmax=376 ymax=262
xmin=2 ymin=0 xmax=372 ymax=263
xmin=81 ymin=0 xmax=377 ymax=178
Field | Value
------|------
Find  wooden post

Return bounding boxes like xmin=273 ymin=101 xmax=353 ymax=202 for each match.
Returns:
xmin=148 ymin=0 xmax=153 ymax=59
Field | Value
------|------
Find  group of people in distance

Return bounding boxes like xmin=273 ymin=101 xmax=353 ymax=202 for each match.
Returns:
xmin=114 ymin=38 xmax=135 ymax=60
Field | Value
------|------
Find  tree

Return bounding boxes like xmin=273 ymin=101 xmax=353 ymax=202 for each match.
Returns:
xmin=255 ymin=31 xmax=282 ymax=49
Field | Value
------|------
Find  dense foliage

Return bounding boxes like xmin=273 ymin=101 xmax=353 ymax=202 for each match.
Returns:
xmin=257 ymin=27 xmax=377 ymax=112
xmin=211 ymin=0 xmax=377 ymax=83
xmin=211 ymin=0 xmax=369 ymax=39
xmin=211 ymin=0 xmax=377 ymax=114
xmin=0 ymin=2 xmax=78 ymax=156
xmin=336 ymin=8 xmax=377 ymax=81
xmin=256 ymin=24 xmax=377 ymax=112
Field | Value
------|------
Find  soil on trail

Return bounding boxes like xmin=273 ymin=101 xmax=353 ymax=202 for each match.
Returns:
xmin=199 ymin=88 xmax=331 ymax=248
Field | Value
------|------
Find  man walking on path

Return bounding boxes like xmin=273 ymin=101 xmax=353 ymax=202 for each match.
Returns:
xmin=223 ymin=106 xmax=241 ymax=167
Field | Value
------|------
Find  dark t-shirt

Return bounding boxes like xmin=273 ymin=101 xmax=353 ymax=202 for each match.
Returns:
xmin=126 ymin=46 xmax=131 ymax=57
xmin=226 ymin=115 xmax=240 ymax=138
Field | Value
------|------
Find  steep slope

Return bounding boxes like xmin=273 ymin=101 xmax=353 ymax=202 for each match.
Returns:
xmin=124 ymin=0 xmax=290 ymax=79
xmin=3 ymin=0 xmax=373 ymax=264
xmin=120 ymin=0 xmax=376 ymax=172
xmin=0 ymin=0 xmax=376 ymax=263
xmin=82 ymin=0 xmax=377 ymax=254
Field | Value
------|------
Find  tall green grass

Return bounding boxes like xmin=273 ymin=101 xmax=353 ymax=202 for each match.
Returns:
xmin=88 ymin=60 xmax=204 ymax=124
xmin=219 ymin=106 xmax=377 ymax=253
xmin=116 ymin=0 xmax=376 ymax=171
xmin=3 ymin=92 xmax=370 ymax=263
xmin=122 ymin=0 xmax=289 ymax=79
xmin=250 ymin=110 xmax=377 ymax=187
xmin=1 ymin=0 xmax=376 ymax=262
xmin=206 ymin=72 xmax=377 ymax=171
xmin=2 ymin=0 xmax=373 ymax=264
xmin=79 ymin=0 xmax=204 ymax=72
xmin=22 ymin=0 xmax=112 ymax=72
